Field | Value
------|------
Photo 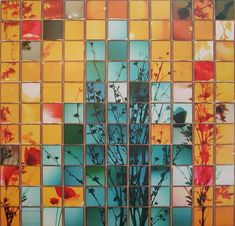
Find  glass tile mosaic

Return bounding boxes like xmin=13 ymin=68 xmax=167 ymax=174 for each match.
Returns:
xmin=0 ymin=0 xmax=234 ymax=226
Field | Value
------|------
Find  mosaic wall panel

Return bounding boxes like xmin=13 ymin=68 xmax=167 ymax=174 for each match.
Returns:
xmin=0 ymin=0 xmax=234 ymax=226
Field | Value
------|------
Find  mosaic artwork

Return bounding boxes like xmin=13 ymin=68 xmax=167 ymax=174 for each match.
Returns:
xmin=0 ymin=0 xmax=234 ymax=226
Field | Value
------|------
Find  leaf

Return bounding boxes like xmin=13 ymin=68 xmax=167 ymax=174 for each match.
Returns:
xmin=22 ymin=41 xmax=31 ymax=50
xmin=91 ymin=129 xmax=97 ymax=135
xmin=177 ymin=7 xmax=190 ymax=19
xmin=173 ymin=108 xmax=187 ymax=123
xmin=216 ymin=1 xmax=234 ymax=20
xmin=113 ymin=196 xmax=118 ymax=202
xmin=154 ymin=157 xmax=159 ymax=162
xmin=96 ymin=90 xmax=101 ymax=95
xmin=88 ymin=188 xmax=95 ymax=194
xmin=133 ymin=61 xmax=138 ymax=66
xmin=73 ymin=113 xmax=79 ymax=118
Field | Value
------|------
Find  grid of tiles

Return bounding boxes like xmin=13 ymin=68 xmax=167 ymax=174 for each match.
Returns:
xmin=0 ymin=0 xmax=235 ymax=226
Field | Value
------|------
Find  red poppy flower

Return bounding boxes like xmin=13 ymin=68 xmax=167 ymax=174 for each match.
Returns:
xmin=24 ymin=147 xmax=41 ymax=165
xmin=43 ymin=104 xmax=62 ymax=123
xmin=55 ymin=187 xmax=79 ymax=200
xmin=50 ymin=197 xmax=59 ymax=205
xmin=1 ymin=166 xmax=19 ymax=186
xmin=194 ymin=166 xmax=213 ymax=186
xmin=194 ymin=61 xmax=214 ymax=81
xmin=22 ymin=21 xmax=41 ymax=41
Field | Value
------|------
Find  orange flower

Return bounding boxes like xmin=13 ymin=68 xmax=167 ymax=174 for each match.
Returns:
xmin=43 ymin=42 xmax=54 ymax=58
xmin=1 ymin=126 xmax=14 ymax=143
xmin=197 ymin=124 xmax=213 ymax=133
xmin=0 ymin=107 xmax=10 ymax=122
xmin=195 ymin=104 xmax=213 ymax=123
xmin=194 ymin=5 xmax=209 ymax=19
xmin=215 ymin=186 xmax=233 ymax=204
xmin=199 ymin=144 xmax=210 ymax=165
xmin=0 ymin=65 xmax=16 ymax=81
xmin=1 ymin=1 xmax=20 ymax=18
xmin=22 ymin=2 xmax=36 ymax=18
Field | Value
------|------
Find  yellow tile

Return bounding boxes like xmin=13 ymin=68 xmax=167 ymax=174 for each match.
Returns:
xmin=130 ymin=21 xmax=149 ymax=40
xmin=65 ymin=41 xmax=84 ymax=61
xmin=43 ymin=125 xmax=62 ymax=144
xmin=130 ymin=1 xmax=148 ymax=19
xmin=65 ymin=21 xmax=84 ymax=40
xmin=86 ymin=20 xmax=105 ymax=40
